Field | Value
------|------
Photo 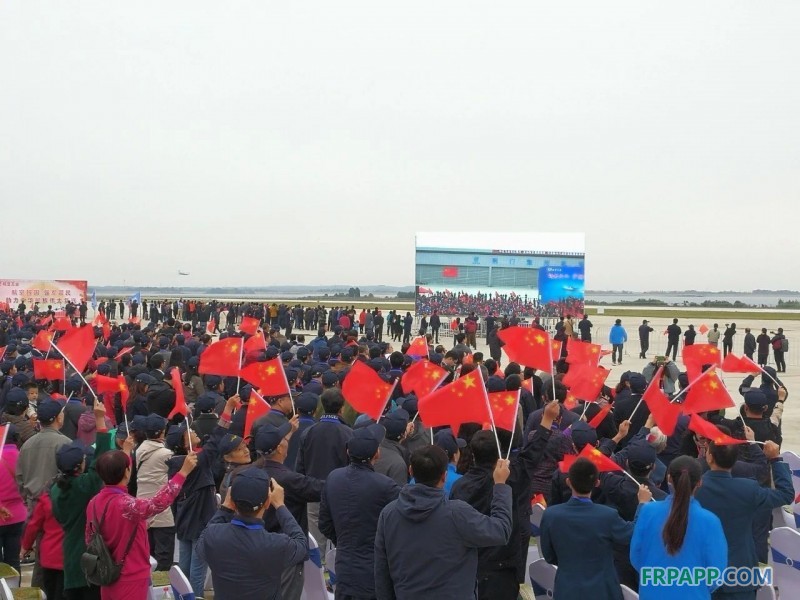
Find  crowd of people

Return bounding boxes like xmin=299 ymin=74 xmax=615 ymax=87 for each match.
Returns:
xmin=416 ymin=289 xmax=585 ymax=318
xmin=0 ymin=301 xmax=794 ymax=600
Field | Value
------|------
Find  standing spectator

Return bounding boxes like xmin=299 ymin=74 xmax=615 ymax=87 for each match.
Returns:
xmin=609 ymin=319 xmax=628 ymax=366
xmin=0 ymin=426 xmax=25 ymax=582
xmin=402 ymin=312 xmax=414 ymax=345
xmin=630 ymin=456 xmax=728 ymax=600
xmin=578 ymin=315 xmax=593 ymax=342
xmin=771 ymin=328 xmax=787 ymax=373
xmin=638 ymin=319 xmax=654 ymax=359
xmin=430 ymin=309 xmax=441 ymax=344
xmin=665 ymin=319 xmax=681 ymax=361
xmin=683 ymin=324 xmax=697 ymax=347
xmin=487 ymin=323 xmax=503 ymax=363
xmin=21 ymin=487 xmax=65 ymax=600
xmin=743 ymin=328 xmax=757 ymax=361
xmin=464 ymin=312 xmax=478 ymax=349
xmin=707 ymin=323 xmax=721 ymax=347
xmin=375 ymin=446 xmax=513 ymax=599
xmin=722 ymin=323 xmax=737 ymax=358
xmin=564 ymin=315 xmax=576 ymax=339
xmin=87 ymin=448 xmax=196 ymax=599
xmin=756 ymin=328 xmax=771 ymax=367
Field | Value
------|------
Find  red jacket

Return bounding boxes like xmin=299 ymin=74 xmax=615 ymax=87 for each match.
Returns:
xmin=22 ymin=493 xmax=64 ymax=570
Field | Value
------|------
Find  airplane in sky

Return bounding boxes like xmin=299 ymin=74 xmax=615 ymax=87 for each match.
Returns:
xmin=178 ymin=270 xmax=190 ymax=276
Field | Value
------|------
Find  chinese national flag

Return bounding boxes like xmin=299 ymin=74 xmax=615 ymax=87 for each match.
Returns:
xmin=405 ymin=337 xmax=429 ymax=358
xmin=497 ymin=326 xmax=553 ymax=373
xmin=698 ymin=324 xmax=709 ymax=335
xmin=566 ymin=338 xmax=602 ymax=367
xmin=341 ymin=360 xmax=395 ymax=420
xmin=114 ymin=347 xmax=134 ymax=361
xmin=418 ymin=369 xmax=490 ymax=432
xmin=51 ymin=317 xmax=73 ymax=332
xmin=94 ymin=374 xmax=121 ymax=394
xmin=641 ymin=367 xmax=681 ymax=436
xmin=32 ymin=330 xmax=54 ymax=352
xmin=33 ymin=359 xmax=65 ymax=380
xmin=521 ymin=378 xmax=534 ymax=394
xmin=488 ymin=390 xmax=520 ymax=431
xmin=551 ymin=340 xmax=563 ymax=362
xmin=244 ymin=333 xmax=267 ymax=353
xmin=93 ymin=311 xmax=107 ymax=327
xmin=240 ymin=317 xmax=260 ymax=336
xmin=168 ymin=368 xmax=188 ymax=419
xmin=559 ymin=444 xmax=623 ymax=473
xmin=37 ymin=316 xmax=53 ymax=328
xmin=681 ymin=369 xmax=735 ymax=414
xmin=55 ymin=325 xmax=96 ymax=373
xmin=401 ymin=359 xmax=448 ymax=398
xmin=720 ymin=353 xmax=761 ymax=374
xmin=688 ymin=414 xmax=747 ymax=445
xmin=442 ymin=266 xmax=458 ymax=278
xmin=198 ymin=337 xmax=243 ymax=377
xmin=568 ymin=366 xmax=610 ymax=402
xmin=563 ymin=392 xmax=579 ymax=411
xmin=682 ymin=344 xmax=722 ymax=381
xmin=117 ymin=376 xmax=130 ymax=411
xmin=0 ymin=347 xmax=6 ymax=362
xmin=244 ymin=390 xmax=270 ymax=438
xmin=207 ymin=319 xmax=216 ymax=334
xmin=240 ymin=357 xmax=291 ymax=397
xmin=588 ymin=403 xmax=613 ymax=429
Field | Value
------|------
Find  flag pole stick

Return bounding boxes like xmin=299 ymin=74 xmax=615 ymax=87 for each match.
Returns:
xmin=580 ymin=402 xmax=590 ymax=420
xmin=745 ymin=356 xmax=783 ymax=388
xmin=430 ymin=427 xmax=434 ymax=444
xmin=670 ymin=367 xmax=714 ymax=404
xmin=505 ymin=391 xmax=521 ymax=460
xmin=187 ymin=425 xmax=193 ymax=453
xmin=628 ymin=397 xmax=645 ymax=423
xmin=236 ymin=339 xmax=243 ymax=395
xmin=621 ymin=470 xmax=655 ymax=501
xmin=51 ymin=341 xmax=97 ymax=401
xmin=482 ymin=388 xmax=503 ymax=458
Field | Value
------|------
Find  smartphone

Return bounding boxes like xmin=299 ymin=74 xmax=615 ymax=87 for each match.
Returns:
xmin=654 ymin=355 xmax=667 ymax=365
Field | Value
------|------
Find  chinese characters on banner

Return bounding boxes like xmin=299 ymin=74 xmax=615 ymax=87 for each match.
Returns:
xmin=0 ymin=280 xmax=88 ymax=308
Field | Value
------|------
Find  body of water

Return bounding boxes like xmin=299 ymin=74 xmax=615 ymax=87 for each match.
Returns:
xmin=587 ymin=293 xmax=799 ymax=308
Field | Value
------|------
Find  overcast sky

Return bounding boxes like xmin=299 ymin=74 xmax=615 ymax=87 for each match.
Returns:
xmin=2 ymin=2 xmax=798 ymax=291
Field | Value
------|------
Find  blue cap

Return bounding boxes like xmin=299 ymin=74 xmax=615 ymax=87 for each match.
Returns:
xmin=295 ymin=392 xmax=319 ymax=414
xmin=145 ymin=414 xmax=168 ymax=434
xmin=347 ymin=423 xmax=385 ymax=460
xmin=65 ymin=376 xmax=84 ymax=394
xmin=165 ymin=423 xmax=188 ymax=450
xmin=434 ymin=428 xmax=467 ymax=459
xmin=130 ymin=415 xmax=148 ymax=432
xmin=321 ymin=371 xmax=339 ymax=387
xmin=135 ymin=373 xmax=157 ymax=385
xmin=570 ymin=421 xmax=598 ymax=450
xmin=56 ymin=440 xmax=92 ymax=472
xmin=381 ymin=408 xmax=410 ymax=439
xmin=37 ymin=399 xmax=64 ymax=423
xmin=196 ymin=394 xmax=217 ymax=412
xmin=230 ymin=467 xmax=271 ymax=511
xmin=254 ymin=422 xmax=292 ymax=454
xmin=5 ymin=388 xmax=29 ymax=410
xmin=204 ymin=375 xmax=222 ymax=388
xmin=744 ymin=390 xmax=768 ymax=406
xmin=626 ymin=440 xmax=657 ymax=469
xmin=219 ymin=433 xmax=246 ymax=455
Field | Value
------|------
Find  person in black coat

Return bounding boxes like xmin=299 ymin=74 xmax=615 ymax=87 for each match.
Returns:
xmin=683 ymin=324 xmax=697 ymax=346
xmin=487 ymin=323 xmax=503 ymax=362
xmin=429 ymin=310 xmax=441 ymax=343
xmin=578 ymin=315 xmax=593 ymax=342
xmin=319 ymin=423 xmax=400 ymax=600
xmin=638 ymin=320 xmax=653 ymax=359
xmin=743 ymin=328 xmax=757 ymax=360
xmin=755 ymin=328 xmax=771 ymax=366
xmin=771 ymin=328 xmax=787 ymax=372
xmin=450 ymin=401 xmax=556 ymax=600
xmin=665 ymin=318 xmax=681 ymax=361
xmin=722 ymin=323 xmax=737 ymax=358
xmin=612 ymin=374 xmax=649 ymax=449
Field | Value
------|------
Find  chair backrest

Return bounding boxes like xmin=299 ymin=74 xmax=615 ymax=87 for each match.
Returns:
xmin=530 ymin=503 xmax=546 ymax=537
xmin=621 ymin=584 xmax=639 ymax=599
xmin=773 ymin=507 xmax=797 ymax=531
xmin=301 ymin=534 xmax=333 ymax=600
xmin=756 ymin=584 xmax=777 ymax=600
xmin=0 ymin=580 xmax=12 ymax=600
xmin=0 ymin=564 xmax=19 ymax=580
xmin=769 ymin=526 xmax=800 ymax=597
xmin=529 ymin=559 xmax=557 ymax=600
xmin=169 ymin=565 xmax=195 ymax=600
xmin=781 ymin=451 xmax=800 ymax=492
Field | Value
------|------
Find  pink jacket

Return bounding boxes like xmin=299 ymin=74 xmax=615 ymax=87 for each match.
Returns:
xmin=0 ymin=443 xmax=27 ymax=525
xmin=85 ymin=474 xmax=186 ymax=583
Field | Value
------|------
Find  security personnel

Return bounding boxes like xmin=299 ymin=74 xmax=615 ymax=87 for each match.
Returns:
xmin=319 ymin=423 xmax=400 ymax=600
xmin=197 ymin=468 xmax=307 ymax=600
xmin=665 ymin=318 xmax=681 ymax=361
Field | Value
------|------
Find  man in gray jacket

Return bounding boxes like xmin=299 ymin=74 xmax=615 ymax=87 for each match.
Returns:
xmin=375 ymin=445 xmax=512 ymax=600
xmin=374 ymin=409 xmax=411 ymax=487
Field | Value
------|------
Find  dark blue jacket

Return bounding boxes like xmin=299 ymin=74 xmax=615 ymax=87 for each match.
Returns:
xmin=319 ymin=462 xmax=400 ymax=598
xmin=295 ymin=416 xmax=353 ymax=479
xmin=257 ymin=458 xmax=323 ymax=535
xmin=286 ymin=415 xmax=316 ymax=471
xmin=695 ymin=459 xmax=793 ymax=593
xmin=540 ymin=497 xmax=635 ymax=600
xmin=375 ymin=483 xmax=512 ymax=600
xmin=197 ymin=507 xmax=307 ymax=600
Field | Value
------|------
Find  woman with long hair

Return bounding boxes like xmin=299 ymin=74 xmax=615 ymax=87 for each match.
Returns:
xmin=630 ymin=456 xmax=728 ymax=599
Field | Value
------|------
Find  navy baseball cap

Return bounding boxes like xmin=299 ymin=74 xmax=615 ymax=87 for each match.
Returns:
xmin=135 ymin=373 xmax=157 ymax=385
xmin=321 ymin=371 xmax=339 ymax=387
xmin=570 ymin=421 xmax=598 ymax=450
xmin=196 ymin=393 xmax=217 ymax=412
xmin=56 ymin=440 xmax=92 ymax=473
xmin=254 ymin=422 xmax=292 ymax=454
xmin=145 ymin=414 xmax=168 ymax=435
xmin=434 ymin=428 xmax=467 ymax=459
xmin=219 ymin=433 xmax=247 ymax=456
xmin=5 ymin=388 xmax=29 ymax=410
xmin=165 ymin=423 xmax=188 ymax=450
xmin=381 ymin=408 xmax=410 ymax=439
xmin=295 ymin=392 xmax=319 ymax=414
xmin=347 ymin=423 xmax=385 ymax=460
xmin=37 ymin=399 xmax=64 ymax=423
xmin=130 ymin=415 xmax=148 ymax=432
xmin=231 ymin=467 xmax=271 ymax=512
xmin=626 ymin=441 xmax=657 ymax=470
xmin=204 ymin=375 xmax=223 ymax=388
xmin=744 ymin=390 xmax=768 ymax=406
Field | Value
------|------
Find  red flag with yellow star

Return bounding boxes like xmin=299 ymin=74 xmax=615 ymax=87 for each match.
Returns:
xmin=207 ymin=319 xmax=216 ymax=334
xmin=497 ymin=326 xmax=553 ymax=373
xmin=419 ymin=369 xmax=490 ymax=431
xmin=239 ymin=316 xmax=261 ymax=336
xmin=33 ymin=359 xmax=65 ymax=381
xmin=551 ymin=340 xmax=563 ymax=362
xmin=588 ymin=403 xmax=613 ymax=429
xmin=32 ymin=330 xmax=54 ymax=353
xmin=114 ymin=347 xmax=134 ymax=361
xmin=51 ymin=317 xmax=74 ymax=332
xmin=641 ymin=366 xmax=681 ymax=435
xmin=565 ymin=338 xmax=602 ymax=367
xmin=488 ymin=389 xmax=520 ymax=431
xmin=682 ymin=344 xmax=722 ymax=380
xmin=559 ymin=444 xmax=623 ymax=473
xmin=117 ymin=375 xmax=130 ymax=412
xmin=698 ymin=324 xmax=709 ymax=335
xmin=54 ymin=325 xmax=96 ymax=373
xmin=168 ymin=367 xmax=188 ymax=419
xmin=198 ymin=337 xmax=244 ymax=378
xmin=244 ymin=332 xmax=267 ymax=353
xmin=240 ymin=357 xmax=291 ymax=397
xmin=681 ymin=369 xmax=735 ymax=414
xmin=245 ymin=390 xmax=270 ymax=438
xmin=405 ymin=337 xmax=430 ymax=358
xmin=341 ymin=360 xmax=395 ymax=420
xmin=401 ymin=359 xmax=447 ymax=397
xmin=688 ymin=414 xmax=747 ymax=445
xmin=720 ymin=353 xmax=761 ymax=374
xmin=568 ymin=366 xmax=611 ymax=402
xmin=563 ymin=391 xmax=580 ymax=411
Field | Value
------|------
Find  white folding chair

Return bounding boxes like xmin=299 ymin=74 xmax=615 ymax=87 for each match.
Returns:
xmin=0 ymin=580 xmax=12 ymax=600
xmin=169 ymin=565 xmax=195 ymax=600
xmin=756 ymin=584 xmax=777 ymax=600
xmin=530 ymin=503 xmax=545 ymax=538
xmin=769 ymin=526 xmax=800 ymax=598
xmin=773 ymin=506 xmax=798 ymax=531
xmin=621 ymin=584 xmax=639 ymax=599
xmin=781 ymin=451 xmax=800 ymax=493
xmin=301 ymin=533 xmax=334 ymax=600
xmin=529 ymin=558 xmax=557 ymax=600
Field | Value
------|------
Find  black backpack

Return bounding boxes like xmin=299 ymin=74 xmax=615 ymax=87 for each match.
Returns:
xmin=81 ymin=496 xmax=137 ymax=586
